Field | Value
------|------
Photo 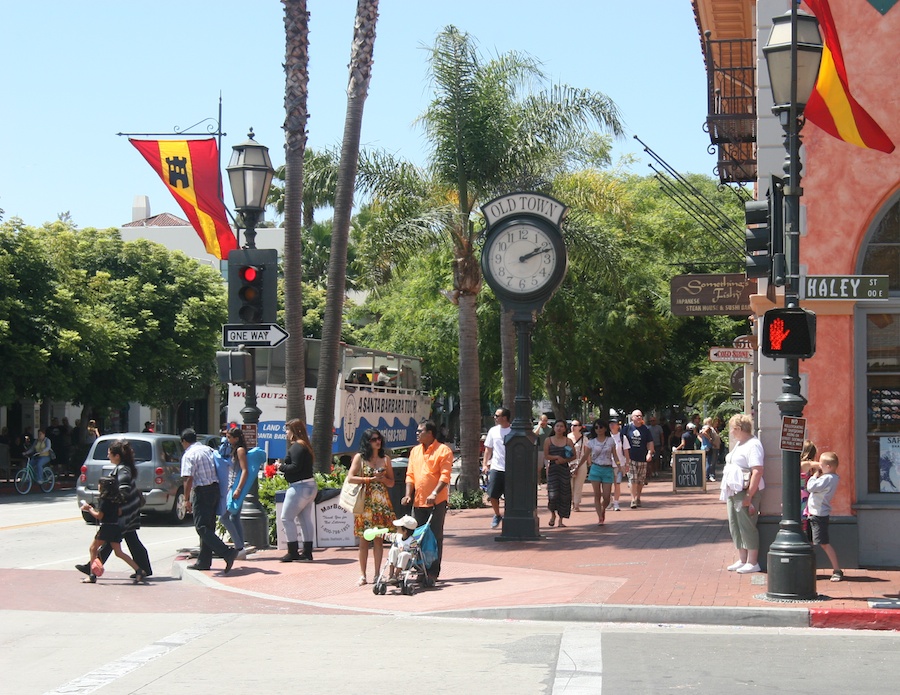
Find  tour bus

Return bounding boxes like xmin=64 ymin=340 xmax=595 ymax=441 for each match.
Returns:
xmin=225 ymin=339 xmax=431 ymax=460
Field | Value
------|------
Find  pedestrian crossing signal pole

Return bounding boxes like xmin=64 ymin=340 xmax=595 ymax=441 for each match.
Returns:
xmin=760 ymin=7 xmax=822 ymax=601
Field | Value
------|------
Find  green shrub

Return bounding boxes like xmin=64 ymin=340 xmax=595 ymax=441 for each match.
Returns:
xmin=448 ymin=488 xmax=486 ymax=509
xmin=257 ymin=465 xmax=348 ymax=545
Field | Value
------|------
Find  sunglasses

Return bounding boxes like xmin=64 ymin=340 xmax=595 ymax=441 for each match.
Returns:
xmin=370 ymin=436 xmax=382 ymax=442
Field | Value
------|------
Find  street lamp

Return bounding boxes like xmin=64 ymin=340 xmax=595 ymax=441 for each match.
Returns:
xmin=226 ymin=128 xmax=275 ymax=550
xmin=761 ymin=8 xmax=823 ymax=601
xmin=227 ymin=128 xmax=275 ymax=250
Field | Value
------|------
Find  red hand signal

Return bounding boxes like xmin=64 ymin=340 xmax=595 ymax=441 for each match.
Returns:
xmin=768 ymin=318 xmax=790 ymax=351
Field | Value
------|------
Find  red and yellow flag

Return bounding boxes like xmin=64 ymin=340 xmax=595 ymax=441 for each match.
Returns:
xmin=129 ymin=138 xmax=238 ymax=259
xmin=804 ymin=0 xmax=895 ymax=153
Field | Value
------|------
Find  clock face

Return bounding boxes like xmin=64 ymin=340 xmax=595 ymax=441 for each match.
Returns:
xmin=483 ymin=222 xmax=561 ymax=297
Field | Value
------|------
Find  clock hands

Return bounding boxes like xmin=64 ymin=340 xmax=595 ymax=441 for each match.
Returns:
xmin=518 ymin=245 xmax=550 ymax=262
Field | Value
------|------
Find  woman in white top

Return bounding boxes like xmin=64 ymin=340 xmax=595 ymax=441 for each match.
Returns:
xmin=585 ymin=420 xmax=617 ymax=525
xmin=608 ymin=419 xmax=630 ymax=512
xmin=568 ymin=421 xmax=590 ymax=512
xmin=720 ymin=413 xmax=765 ymax=574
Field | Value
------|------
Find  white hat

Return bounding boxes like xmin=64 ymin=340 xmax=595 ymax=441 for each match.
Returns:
xmin=393 ymin=515 xmax=418 ymax=530
xmin=686 ymin=423 xmax=696 ymax=430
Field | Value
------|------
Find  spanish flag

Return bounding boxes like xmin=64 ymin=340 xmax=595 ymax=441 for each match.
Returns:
xmin=130 ymin=138 xmax=238 ymax=259
xmin=804 ymin=0 xmax=895 ymax=153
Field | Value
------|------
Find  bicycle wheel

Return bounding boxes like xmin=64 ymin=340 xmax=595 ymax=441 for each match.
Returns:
xmin=14 ymin=469 xmax=32 ymax=495
xmin=40 ymin=467 xmax=56 ymax=493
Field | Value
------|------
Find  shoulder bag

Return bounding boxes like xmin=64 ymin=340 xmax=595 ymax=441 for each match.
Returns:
xmin=339 ymin=475 xmax=366 ymax=514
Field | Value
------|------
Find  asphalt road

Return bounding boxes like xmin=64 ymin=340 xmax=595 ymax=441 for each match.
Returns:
xmin=3 ymin=489 xmax=900 ymax=694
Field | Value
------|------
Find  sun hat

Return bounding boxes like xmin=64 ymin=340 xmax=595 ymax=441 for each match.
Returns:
xmin=392 ymin=515 xmax=418 ymax=530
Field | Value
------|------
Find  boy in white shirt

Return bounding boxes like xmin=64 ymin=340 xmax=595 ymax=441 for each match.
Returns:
xmin=806 ymin=451 xmax=843 ymax=582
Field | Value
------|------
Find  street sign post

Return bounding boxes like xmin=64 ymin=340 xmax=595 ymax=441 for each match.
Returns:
xmin=801 ymin=275 xmax=888 ymax=301
xmin=709 ymin=346 xmax=754 ymax=363
xmin=222 ymin=323 xmax=289 ymax=349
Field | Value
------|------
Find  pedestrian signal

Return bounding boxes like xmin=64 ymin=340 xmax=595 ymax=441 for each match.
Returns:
xmin=761 ymin=307 xmax=816 ymax=359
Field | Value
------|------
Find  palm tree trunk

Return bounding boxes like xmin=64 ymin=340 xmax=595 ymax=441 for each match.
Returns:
xmin=282 ymin=0 xmax=310 ymax=422
xmin=312 ymin=0 xmax=379 ymax=472
xmin=453 ymin=232 xmax=483 ymax=493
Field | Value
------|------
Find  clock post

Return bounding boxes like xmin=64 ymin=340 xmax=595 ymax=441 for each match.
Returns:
xmin=480 ymin=192 xmax=568 ymax=541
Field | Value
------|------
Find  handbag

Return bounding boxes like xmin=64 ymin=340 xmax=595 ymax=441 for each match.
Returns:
xmin=339 ymin=477 xmax=366 ymax=514
xmin=742 ymin=468 xmax=752 ymax=489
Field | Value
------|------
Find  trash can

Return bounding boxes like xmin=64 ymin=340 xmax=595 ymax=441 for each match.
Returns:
xmin=388 ymin=458 xmax=412 ymax=518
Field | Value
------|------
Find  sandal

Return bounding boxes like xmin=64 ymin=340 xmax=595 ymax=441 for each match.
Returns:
xmin=830 ymin=569 xmax=844 ymax=582
xmin=357 ymin=576 xmax=367 ymax=586
xmin=548 ymin=517 xmax=556 ymax=527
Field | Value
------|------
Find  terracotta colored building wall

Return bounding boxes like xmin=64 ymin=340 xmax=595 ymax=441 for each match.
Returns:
xmin=800 ymin=2 xmax=900 ymax=515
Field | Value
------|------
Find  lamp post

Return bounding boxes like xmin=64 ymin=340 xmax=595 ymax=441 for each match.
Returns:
xmin=761 ymin=8 xmax=823 ymax=601
xmin=227 ymin=128 xmax=275 ymax=251
xmin=226 ymin=128 xmax=275 ymax=549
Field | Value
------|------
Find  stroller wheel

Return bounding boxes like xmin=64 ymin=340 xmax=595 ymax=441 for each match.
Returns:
xmin=379 ymin=583 xmax=387 ymax=595
xmin=372 ymin=582 xmax=381 ymax=595
xmin=403 ymin=577 xmax=416 ymax=596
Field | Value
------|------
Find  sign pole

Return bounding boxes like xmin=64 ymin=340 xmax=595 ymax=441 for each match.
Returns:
xmin=234 ymin=229 xmax=268 ymax=550
xmin=766 ymin=4 xmax=815 ymax=600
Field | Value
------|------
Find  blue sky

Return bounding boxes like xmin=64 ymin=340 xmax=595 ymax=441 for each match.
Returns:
xmin=1 ymin=1 xmax=714 ymax=230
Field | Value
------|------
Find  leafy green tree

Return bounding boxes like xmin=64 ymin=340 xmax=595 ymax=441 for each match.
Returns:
xmin=357 ymin=26 xmax=624 ymax=491
xmin=0 ymin=221 xmax=226 ymax=421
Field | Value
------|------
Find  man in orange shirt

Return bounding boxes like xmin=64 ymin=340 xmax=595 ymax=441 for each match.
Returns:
xmin=402 ymin=420 xmax=453 ymax=582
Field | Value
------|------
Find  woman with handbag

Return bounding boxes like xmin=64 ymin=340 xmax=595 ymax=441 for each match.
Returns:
xmin=347 ymin=428 xmax=394 ymax=586
xmin=277 ymin=419 xmax=316 ymax=562
xmin=76 ymin=439 xmax=152 ymax=579
xmin=720 ymin=413 xmax=765 ymax=574
xmin=545 ymin=420 xmax=575 ymax=527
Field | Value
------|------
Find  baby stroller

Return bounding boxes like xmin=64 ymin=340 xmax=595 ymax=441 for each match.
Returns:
xmin=372 ymin=514 xmax=438 ymax=596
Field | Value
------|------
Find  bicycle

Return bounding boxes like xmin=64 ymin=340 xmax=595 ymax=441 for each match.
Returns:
xmin=14 ymin=456 xmax=56 ymax=494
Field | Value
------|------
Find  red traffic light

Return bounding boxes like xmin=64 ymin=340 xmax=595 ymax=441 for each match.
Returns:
xmin=239 ymin=265 xmax=260 ymax=283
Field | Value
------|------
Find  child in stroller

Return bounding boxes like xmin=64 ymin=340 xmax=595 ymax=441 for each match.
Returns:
xmin=368 ymin=514 xmax=437 ymax=595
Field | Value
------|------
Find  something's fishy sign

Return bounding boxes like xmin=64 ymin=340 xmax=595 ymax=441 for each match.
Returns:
xmin=670 ymin=274 xmax=755 ymax=316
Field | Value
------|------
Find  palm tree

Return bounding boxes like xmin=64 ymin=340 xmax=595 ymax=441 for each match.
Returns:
xmin=268 ymin=147 xmax=339 ymax=229
xmin=282 ymin=0 xmax=310 ymax=422
xmin=311 ymin=0 xmax=379 ymax=471
xmin=358 ymin=26 xmax=624 ymax=492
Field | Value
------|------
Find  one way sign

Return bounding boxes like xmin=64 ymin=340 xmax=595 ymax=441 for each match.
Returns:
xmin=222 ymin=323 xmax=289 ymax=349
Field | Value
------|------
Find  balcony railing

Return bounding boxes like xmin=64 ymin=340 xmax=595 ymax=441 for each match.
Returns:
xmin=703 ymin=33 xmax=756 ymax=184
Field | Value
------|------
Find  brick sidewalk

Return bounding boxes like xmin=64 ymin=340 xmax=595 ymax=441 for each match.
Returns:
xmin=191 ymin=473 xmax=900 ymax=626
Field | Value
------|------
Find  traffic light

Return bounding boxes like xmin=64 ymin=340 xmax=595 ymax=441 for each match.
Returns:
xmin=744 ymin=176 xmax=785 ymax=286
xmin=744 ymin=198 xmax=771 ymax=279
xmin=227 ymin=249 xmax=278 ymax=324
xmin=216 ymin=350 xmax=253 ymax=383
xmin=761 ymin=307 xmax=816 ymax=359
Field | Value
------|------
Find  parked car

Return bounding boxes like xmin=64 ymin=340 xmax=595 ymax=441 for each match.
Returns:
xmin=75 ymin=432 xmax=222 ymax=524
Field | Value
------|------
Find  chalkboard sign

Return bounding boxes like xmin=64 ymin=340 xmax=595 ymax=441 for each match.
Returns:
xmin=672 ymin=450 xmax=706 ymax=492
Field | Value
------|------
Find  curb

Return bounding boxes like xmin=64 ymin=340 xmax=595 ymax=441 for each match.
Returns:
xmin=420 ymin=603 xmax=811 ymax=628
xmin=810 ymin=608 xmax=900 ymax=631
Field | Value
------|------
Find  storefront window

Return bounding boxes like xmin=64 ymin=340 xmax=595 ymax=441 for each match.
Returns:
xmin=864 ymin=195 xmax=900 ymax=493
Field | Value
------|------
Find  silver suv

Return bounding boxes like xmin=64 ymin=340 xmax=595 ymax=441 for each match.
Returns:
xmin=75 ymin=432 xmax=221 ymax=523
